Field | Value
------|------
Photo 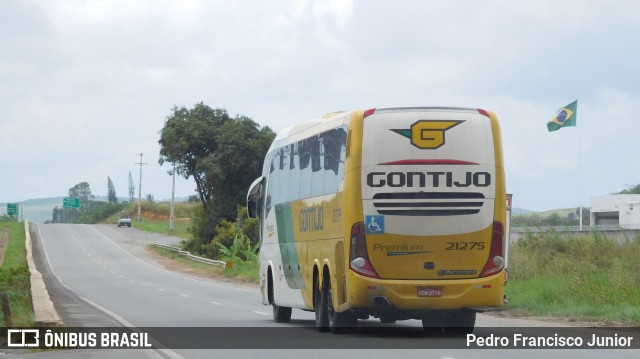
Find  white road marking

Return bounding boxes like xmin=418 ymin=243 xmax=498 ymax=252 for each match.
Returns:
xmin=253 ymin=311 xmax=270 ymax=316
xmin=210 ymin=301 xmax=222 ymax=305
xmin=179 ymin=293 xmax=188 ymax=297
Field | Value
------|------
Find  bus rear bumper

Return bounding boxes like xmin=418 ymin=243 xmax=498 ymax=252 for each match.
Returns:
xmin=345 ymin=271 xmax=505 ymax=318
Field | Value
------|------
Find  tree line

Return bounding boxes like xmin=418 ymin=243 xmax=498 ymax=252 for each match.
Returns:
xmin=49 ymin=181 xmax=128 ymax=224
xmin=512 ymin=208 xmax=591 ymax=227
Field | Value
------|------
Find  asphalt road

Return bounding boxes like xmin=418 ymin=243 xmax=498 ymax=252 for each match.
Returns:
xmin=4 ymin=223 xmax=638 ymax=359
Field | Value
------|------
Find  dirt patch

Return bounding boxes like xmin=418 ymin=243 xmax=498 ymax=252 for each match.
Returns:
xmin=142 ymin=210 xmax=169 ymax=221
xmin=0 ymin=226 xmax=8 ymax=266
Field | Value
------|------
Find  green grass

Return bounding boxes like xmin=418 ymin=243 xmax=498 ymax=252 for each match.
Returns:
xmin=217 ymin=257 xmax=258 ymax=283
xmin=505 ymin=229 xmax=640 ymax=325
xmin=130 ymin=218 xmax=192 ymax=240
xmin=0 ymin=222 xmax=35 ymax=327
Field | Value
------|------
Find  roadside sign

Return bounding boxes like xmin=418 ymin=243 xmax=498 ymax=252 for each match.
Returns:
xmin=63 ymin=197 xmax=81 ymax=208
xmin=7 ymin=203 xmax=18 ymax=216
xmin=225 ymin=261 xmax=233 ymax=270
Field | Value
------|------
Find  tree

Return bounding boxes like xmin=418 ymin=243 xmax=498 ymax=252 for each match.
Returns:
xmin=159 ymin=103 xmax=232 ymax=211
xmin=107 ymin=177 xmax=118 ymax=204
xmin=158 ymin=103 xmax=275 ymax=248
xmin=128 ymin=171 xmax=136 ymax=202
xmin=620 ymin=183 xmax=640 ymax=194
xmin=202 ymin=116 xmax=276 ymax=219
xmin=69 ymin=182 xmax=94 ymax=212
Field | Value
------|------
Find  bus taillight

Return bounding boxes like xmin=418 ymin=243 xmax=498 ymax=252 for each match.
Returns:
xmin=349 ymin=222 xmax=379 ymax=278
xmin=480 ymin=221 xmax=505 ymax=277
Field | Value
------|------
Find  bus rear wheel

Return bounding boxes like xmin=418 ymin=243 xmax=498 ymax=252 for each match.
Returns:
xmin=314 ymin=276 xmax=329 ymax=332
xmin=449 ymin=309 xmax=476 ymax=335
xmin=326 ymin=280 xmax=356 ymax=334
xmin=422 ymin=309 xmax=476 ymax=335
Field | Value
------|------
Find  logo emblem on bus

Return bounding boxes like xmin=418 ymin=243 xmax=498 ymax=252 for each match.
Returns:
xmin=391 ymin=120 xmax=463 ymax=149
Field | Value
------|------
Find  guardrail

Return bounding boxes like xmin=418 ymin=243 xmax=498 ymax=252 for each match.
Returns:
xmin=153 ymin=243 xmax=226 ymax=268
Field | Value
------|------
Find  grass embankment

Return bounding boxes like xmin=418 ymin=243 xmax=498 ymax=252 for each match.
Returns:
xmin=149 ymin=245 xmax=258 ymax=283
xmin=506 ymin=229 xmax=640 ymax=325
xmin=0 ymin=222 xmax=34 ymax=327
xmin=106 ymin=200 xmax=198 ymax=240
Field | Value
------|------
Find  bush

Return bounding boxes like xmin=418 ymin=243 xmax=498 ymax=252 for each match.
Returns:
xmin=186 ymin=205 xmax=259 ymax=259
xmin=507 ymin=228 xmax=640 ymax=323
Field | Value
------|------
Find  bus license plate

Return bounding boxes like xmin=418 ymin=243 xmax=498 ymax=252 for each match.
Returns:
xmin=417 ymin=287 xmax=443 ymax=297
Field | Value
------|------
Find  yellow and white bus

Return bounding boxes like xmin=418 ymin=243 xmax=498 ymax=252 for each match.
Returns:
xmin=247 ymin=107 xmax=506 ymax=333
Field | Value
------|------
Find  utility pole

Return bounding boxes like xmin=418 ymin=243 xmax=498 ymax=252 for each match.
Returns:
xmin=170 ymin=162 xmax=176 ymax=232
xmin=135 ymin=153 xmax=148 ymax=222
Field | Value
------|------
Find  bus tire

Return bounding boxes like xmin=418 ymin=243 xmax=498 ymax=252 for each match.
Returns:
xmin=268 ymin=271 xmax=292 ymax=323
xmin=314 ymin=276 xmax=329 ymax=332
xmin=326 ymin=279 xmax=356 ymax=334
xmin=450 ymin=309 xmax=476 ymax=335
xmin=273 ymin=304 xmax=292 ymax=323
xmin=422 ymin=309 xmax=476 ymax=335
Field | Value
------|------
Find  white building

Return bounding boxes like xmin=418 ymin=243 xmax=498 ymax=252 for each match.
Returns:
xmin=590 ymin=194 xmax=640 ymax=229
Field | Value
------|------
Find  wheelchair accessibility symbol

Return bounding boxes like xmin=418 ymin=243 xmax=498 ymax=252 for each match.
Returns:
xmin=365 ymin=215 xmax=385 ymax=234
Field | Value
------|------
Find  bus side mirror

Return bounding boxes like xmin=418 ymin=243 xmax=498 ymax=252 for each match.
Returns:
xmin=247 ymin=176 xmax=264 ymax=219
xmin=248 ymin=198 xmax=258 ymax=218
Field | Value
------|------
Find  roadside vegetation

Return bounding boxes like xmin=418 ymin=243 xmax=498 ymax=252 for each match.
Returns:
xmin=106 ymin=199 xmax=199 ymax=240
xmin=157 ymin=103 xmax=275 ymax=255
xmin=506 ymin=228 xmax=640 ymax=325
xmin=0 ymin=219 xmax=34 ymax=327
xmin=48 ymin=181 xmax=129 ymax=224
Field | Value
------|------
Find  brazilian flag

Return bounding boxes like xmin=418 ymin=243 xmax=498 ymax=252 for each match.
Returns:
xmin=547 ymin=100 xmax=578 ymax=132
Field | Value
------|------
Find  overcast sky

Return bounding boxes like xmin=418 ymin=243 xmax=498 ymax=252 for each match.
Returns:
xmin=1 ymin=0 xmax=639 ymax=211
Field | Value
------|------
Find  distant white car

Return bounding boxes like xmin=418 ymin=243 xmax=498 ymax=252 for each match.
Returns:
xmin=117 ymin=216 xmax=132 ymax=228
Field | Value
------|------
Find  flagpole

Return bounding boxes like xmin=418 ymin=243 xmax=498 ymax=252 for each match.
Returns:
xmin=548 ymin=99 xmax=581 ymax=228
xmin=577 ymin=99 xmax=583 ymax=231
xmin=579 ymin=131 xmax=583 ymax=231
